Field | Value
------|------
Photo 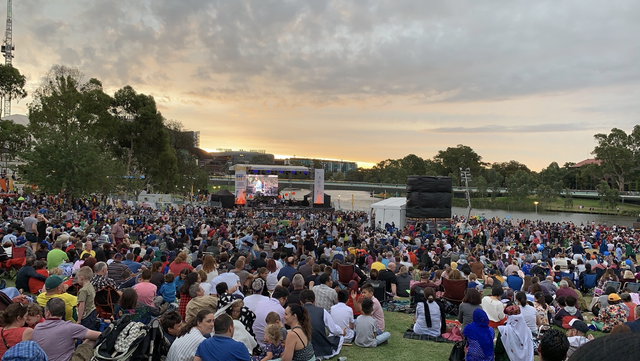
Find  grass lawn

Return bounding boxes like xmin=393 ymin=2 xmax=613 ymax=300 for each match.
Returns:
xmin=339 ymin=311 xmax=452 ymax=361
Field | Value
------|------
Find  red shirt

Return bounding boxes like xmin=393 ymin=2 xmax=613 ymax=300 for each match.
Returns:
xmin=169 ymin=261 xmax=193 ymax=275
xmin=346 ymin=293 xmax=364 ymax=317
xmin=29 ymin=269 xmax=49 ymax=294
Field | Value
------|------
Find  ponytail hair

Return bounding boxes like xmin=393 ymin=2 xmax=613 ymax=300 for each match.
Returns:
xmin=516 ymin=291 xmax=528 ymax=307
xmin=424 ymin=286 xmax=436 ymax=303
xmin=0 ymin=303 xmax=28 ymax=327
xmin=178 ymin=309 xmax=212 ymax=338
xmin=287 ymin=304 xmax=312 ymax=339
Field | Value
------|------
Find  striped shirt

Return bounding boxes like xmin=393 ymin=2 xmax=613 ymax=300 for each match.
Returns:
xmin=166 ymin=327 xmax=206 ymax=361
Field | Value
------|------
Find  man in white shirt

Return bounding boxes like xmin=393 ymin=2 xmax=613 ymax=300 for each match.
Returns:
xmin=210 ymin=272 xmax=243 ymax=297
xmin=330 ymin=290 xmax=354 ymax=343
xmin=253 ymin=286 xmax=289 ymax=348
xmin=243 ymin=278 xmax=268 ymax=313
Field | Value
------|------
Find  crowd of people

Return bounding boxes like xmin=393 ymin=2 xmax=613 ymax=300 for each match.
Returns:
xmin=0 ymin=194 xmax=639 ymax=360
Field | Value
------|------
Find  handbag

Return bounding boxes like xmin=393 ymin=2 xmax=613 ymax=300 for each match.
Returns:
xmin=448 ymin=340 xmax=466 ymax=361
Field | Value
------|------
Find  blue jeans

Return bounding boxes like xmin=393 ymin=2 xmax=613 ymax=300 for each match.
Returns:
xmin=80 ymin=309 xmax=97 ymax=330
xmin=376 ymin=331 xmax=391 ymax=345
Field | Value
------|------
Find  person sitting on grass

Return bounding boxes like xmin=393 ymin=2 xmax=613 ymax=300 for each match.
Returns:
xmin=413 ymin=286 xmax=446 ymax=337
xmin=593 ymin=293 xmax=628 ymax=333
xmin=354 ymin=298 xmax=390 ymax=348
xmin=554 ymin=295 xmax=583 ymax=327
xmin=462 ymin=308 xmax=494 ymax=361
xmin=482 ymin=285 xmax=507 ymax=328
xmin=251 ymin=323 xmax=284 ymax=361
xmin=356 ymin=283 xmax=385 ymax=332
xmin=300 ymin=289 xmax=343 ymax=359
xmin=566 ymin=319 xmax=593 ymax=358
xmin=538 ymin=327 xmax=569 ymax=361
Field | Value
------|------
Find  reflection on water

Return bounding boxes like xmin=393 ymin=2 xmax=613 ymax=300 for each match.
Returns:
xmin=282 ymin=188 xmax=636 ymax=227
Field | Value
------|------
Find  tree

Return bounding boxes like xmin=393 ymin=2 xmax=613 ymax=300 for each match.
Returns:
xmin=0 ymin=64 xmax=27 ymax=115
xmin=596 ymin=181 xmax=620 ymax=210
xmin=564 ymin=189 xmax=574 ymax=209
xmin=433 ymin=145 xmax=486 ymax=178
xmin=593 ymin=127 xmax=640 ymax=191
xmin=537 ymin=162 xmax=565 ymax=205
xmin=112 ymin=85 xmax=178 ymax=193
xmin=22 ymin=65 xmax=121 ymax=196
xmin=332 ymin=172 xmax=344 ymax=181
xmin=485 ymin=169 xmax=504 ymax=201
xmin=0 ymin=120 xmax=28 ymax=159
xmin=474 ymin=175 xmax=488 ymax=198
xmin=490 ymin=161 xmax=532 ymax=186
xmin=506 ymin=170 xmax=537 ymax=203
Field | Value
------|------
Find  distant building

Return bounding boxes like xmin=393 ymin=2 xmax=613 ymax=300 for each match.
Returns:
xmin=285 ymin=158 xmax=357 ymax=174
xmin=207 ymin=150 xmax=275 ymax=175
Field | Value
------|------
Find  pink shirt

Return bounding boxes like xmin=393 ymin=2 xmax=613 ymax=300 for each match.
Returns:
xmin=370 ymin=296 xmax=385 ymax=332
xmin=134 ymin=282 xmax=157 ymax=307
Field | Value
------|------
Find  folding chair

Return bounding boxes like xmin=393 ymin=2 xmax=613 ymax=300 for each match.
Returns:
xmin=337 ymin=264 xmax=355 ymax=284
xmin=370 ymin=280 xmax=388 ymax=305
xmin=442 ymin=278 xmax=468 ymax=305
xmin=66 ymin=283 xmax=82 ymax=297
xmin=580 ymin=273 xmax=597 ymax=294
xmin=95 ymin=286 xmax=121 ymax=319
xmin=623 ymin=283 xmax=640 ymax=293
xmin=603 ymin=281 xmax=621 ymax=293
xmin=4 ymin=247 xmax=26 ymax=279
xmin=560 ymin=272 xmax=575 ymax=285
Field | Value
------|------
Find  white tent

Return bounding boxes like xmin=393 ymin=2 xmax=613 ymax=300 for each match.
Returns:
xmin=370 ymin=197 xmax=407 ymax=230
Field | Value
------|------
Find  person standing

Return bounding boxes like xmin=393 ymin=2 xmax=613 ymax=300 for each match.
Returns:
xmin=111 ymin=219 xmax=125 ymax=247
xmin=23 ymin=209 xmax=38 ymax=253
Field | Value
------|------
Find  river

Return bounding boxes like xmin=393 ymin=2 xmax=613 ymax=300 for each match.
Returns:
xmin=282 ymin=188 xmax=636 ymax=226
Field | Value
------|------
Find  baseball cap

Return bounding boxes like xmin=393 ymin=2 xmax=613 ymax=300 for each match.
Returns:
xmin=44 ymin=275 xmax=64 ymax=290
xmin=608 ymin=293 xmax=621 ymax=302
xmin=568 ymin=319 xmax=589 ymax=334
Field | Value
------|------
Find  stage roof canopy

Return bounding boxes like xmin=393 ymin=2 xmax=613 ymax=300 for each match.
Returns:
xmin=229 ymin=164 xmax=310 ymax=173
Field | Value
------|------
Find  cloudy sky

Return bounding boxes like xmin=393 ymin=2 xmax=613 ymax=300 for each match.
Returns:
xmin=8 ymin=1 xmax=640 ymax=170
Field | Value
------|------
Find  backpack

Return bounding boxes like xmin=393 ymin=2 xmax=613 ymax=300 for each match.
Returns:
xmin=93 ymin=314 xmax=149 ymax=361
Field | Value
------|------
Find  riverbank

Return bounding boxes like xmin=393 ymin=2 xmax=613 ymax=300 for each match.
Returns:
xmin=451 ymin=196 xmax=640 ymax=217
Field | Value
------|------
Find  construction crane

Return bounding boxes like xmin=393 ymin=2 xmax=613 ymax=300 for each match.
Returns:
xmin=1 ymin=0 xmax=13 ymax=117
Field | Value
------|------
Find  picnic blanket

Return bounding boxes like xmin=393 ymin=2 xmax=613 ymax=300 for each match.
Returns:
xmin=403 ymin=330 xmax=455 ymax=343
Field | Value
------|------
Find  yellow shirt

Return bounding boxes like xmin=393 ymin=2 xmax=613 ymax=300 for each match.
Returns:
xmin=80 ymin=250 xmax=96 ymax=259
xmin=371 ymin=262 xmax=386 ymax=272
xmin=37 ymin=292 xmax=77 ymax=321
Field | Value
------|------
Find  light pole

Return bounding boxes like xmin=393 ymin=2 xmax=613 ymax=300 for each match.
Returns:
xmin=534 ymin=201 xmax=539 ymax=214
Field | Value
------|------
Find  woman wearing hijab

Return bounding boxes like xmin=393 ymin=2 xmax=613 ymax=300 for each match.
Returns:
xmin=495 ymin=305 xmax=534 ymax=361
xmin=462 ymin=309 xmax=494 ymax=361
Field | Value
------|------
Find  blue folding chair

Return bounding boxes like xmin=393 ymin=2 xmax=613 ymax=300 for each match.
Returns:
xmin=623 ymin=283 xmax=640 ymax=293
xmin=581 ymin=273 xmax=597 ymax=294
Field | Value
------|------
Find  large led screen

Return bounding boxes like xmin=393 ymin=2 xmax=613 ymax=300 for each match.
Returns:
xmin=246 ymin=175 xmax=279 ymax=197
